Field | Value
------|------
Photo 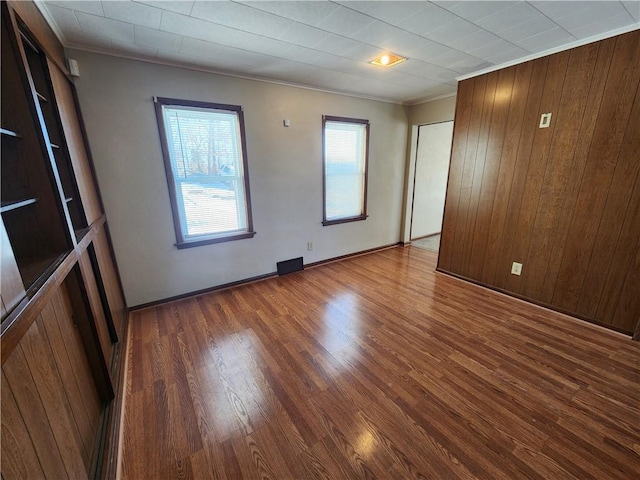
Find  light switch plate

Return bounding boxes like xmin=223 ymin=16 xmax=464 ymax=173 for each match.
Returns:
xmin=511 ymin=262 xmax=523 ymax=275
xmin=539 ymin=112 xmax=552 ymax=128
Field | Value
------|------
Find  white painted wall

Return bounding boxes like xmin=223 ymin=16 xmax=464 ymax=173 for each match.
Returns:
xmin=411 ymin=121 xmax=454 ymax=239
xmin=70 ymin=51 xmax=408 ymax=306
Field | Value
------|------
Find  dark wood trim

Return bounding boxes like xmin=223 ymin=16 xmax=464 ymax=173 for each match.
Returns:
xmin=322 ymin=115 xmax=370 ymax=225
xmin=305 ymin=242 xmax=402 ymax=269
xmin=634 ymin=317 xmax=640 ymax=341
xmin=130 ymin=271 xmax=278 ymax=311
xmin=1 ymin=250 xmax=77 ymax=364
xmin=153 ymin=98 xmax=184 ymax=244
xmin=87 ymin=243 xmax=118 ymax=342
xmin=1 ymin=215 xmax=106 ymax=364
xmin=100 ymin=311 xmax=130 ymax=479
xmin=67 ymin=261 xmax=115 ymax=400
xmin=8 ymin=0 xmax=68 ymax=75
xmin=322 ymin=214 xmax=368 ymax=226
xmin=69 ymin=76 xmax=107 ymax=215
xmin=153 ymin=96 xmax=255 ymax=247
xmin=176 ymin=231 xmax=256 ymax=249
xmin=323 ymin=115 xmax=370 ymax=125
xmin=154 ymin=96 xmax=243 ymax=112
xmin=436 ymin=267 xmax=634 ymax=337
xmin=131 ymin=242 xmax=403 ymax=311
xmin=102 ymin=222 xmax=128 ymax=309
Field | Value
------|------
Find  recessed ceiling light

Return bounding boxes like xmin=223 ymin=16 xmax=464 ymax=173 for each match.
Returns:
xmin=370 ymin=53 xmax=407 ymax=68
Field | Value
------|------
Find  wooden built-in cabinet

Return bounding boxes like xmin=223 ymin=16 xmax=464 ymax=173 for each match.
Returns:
xmin=1 ymin=2 xmax=128 ymax=478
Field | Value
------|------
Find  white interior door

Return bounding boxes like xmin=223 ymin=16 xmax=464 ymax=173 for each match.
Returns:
xmin=411 ymin=121 xmax=454 ymax=240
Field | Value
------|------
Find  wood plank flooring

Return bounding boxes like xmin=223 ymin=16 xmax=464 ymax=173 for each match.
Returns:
xmin=121 ymin=246 xmax=640 ymax=479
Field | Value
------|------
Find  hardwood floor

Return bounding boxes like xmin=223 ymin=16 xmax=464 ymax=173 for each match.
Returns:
xmin=121 ymin=246 xmax=640 ymax=479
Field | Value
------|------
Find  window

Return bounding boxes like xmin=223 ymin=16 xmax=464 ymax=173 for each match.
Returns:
xmin=154 ymin=97 xmax=255 ymax=248
xmin=322 ymin=115 xmax=370 ymax=225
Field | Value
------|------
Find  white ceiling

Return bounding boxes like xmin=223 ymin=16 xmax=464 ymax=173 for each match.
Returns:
xmin=39 ymin=1 xmax=640 ymax=104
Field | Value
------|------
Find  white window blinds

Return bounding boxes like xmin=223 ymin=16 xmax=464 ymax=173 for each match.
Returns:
xmin=323 ymin=119 xmax=369 ymax=223
xmin=161 ymin=104 xmax=249 ymax=240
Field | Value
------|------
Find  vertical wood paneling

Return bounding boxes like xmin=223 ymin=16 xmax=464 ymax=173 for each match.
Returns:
xmin=481 ymin=62 xmax=532 ymax=285
xmin=545 ymin=38 xmax=617 ymax=306
xmin=614 ymin=243 xmax=640 ymax=332
xmin=467 ymin=68 xmax=515 ymax=280
xmin=438 ymin=30 xmax=640 ymax=335
xmin=20 ymin=315 xmax=88 ymax=478
xmin=524 ymin=43 xmax=599 ymax=302
xmin=578 ymin=84 xmax=640 ymax=321
xmin=552 ymin=32 xmax=640 ymax=312
xmin=438 ymin=80 xmax=474 ymax=270
xmin=460 ymin=72 xmax=498 ymax=274
xmin=1 ymin=372 xmax=46 ymax=479
xmin=1 ymin=287 xmax=107 ymax=479
xmin=521 ymin=52 xmax=575 ymax=298
xmin=3 ymin=339 xmax=68 ymax=478
xmin=494 ymin=58 xmax=549 ymax=290
xmin=44 ymin=287 xmax=103 ymax=469
xmin=502 ymin=52 xmax=567 ymax=295
xmin=448 ymin=75 xmax=488 ymax=273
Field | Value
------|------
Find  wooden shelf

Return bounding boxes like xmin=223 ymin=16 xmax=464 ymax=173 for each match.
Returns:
xmin=1 ymin=127 xmax=22 ymax=138
xmin=19 ymin=30 xmax=38 ymax=53
xmin=1 ymin=198 xmax=38 ymax=213
xmin=36 ymin=91 xmax=48 ymax=103
xmin=20 ymin=252 xmax=66 ymax=290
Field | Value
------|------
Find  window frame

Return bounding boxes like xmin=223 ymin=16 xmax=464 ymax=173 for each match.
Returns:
xmin=154 ymin=97 xmax=255 ymax=249
xmin=322 ymin=115 xmax=370 ymax=226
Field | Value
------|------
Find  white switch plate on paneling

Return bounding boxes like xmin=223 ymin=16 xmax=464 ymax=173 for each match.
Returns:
xmin=511 ymin=262 xmax=523 ymax=275
xmin=539 ymin=112 xmax=552 ymax=128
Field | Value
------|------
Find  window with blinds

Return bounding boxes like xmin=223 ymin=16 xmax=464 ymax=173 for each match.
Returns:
xmin=154 ymin=98 xmax=255 ymax=248
xmin=322 ymin=116 xmax=370 ymax=226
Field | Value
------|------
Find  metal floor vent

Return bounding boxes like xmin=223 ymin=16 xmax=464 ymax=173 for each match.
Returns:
xmin=277 ymin=257 xmax=304 ymax=276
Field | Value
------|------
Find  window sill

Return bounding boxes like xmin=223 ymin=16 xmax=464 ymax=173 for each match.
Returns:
xmin=322 ymin=215 xmax=368 ymax=226
xmin=176 ymin=231 xmax=256 ymax=249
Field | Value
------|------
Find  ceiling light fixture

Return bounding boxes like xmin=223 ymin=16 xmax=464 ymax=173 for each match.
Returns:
xmin=370 ymin=53 xmax=407 ymax=68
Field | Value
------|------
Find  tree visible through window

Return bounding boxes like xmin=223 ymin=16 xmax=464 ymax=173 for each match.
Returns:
xmin=155 ymin=97 xmax=255 ymax=248
xmin=322 ymin=115 xmax=370 ymax=226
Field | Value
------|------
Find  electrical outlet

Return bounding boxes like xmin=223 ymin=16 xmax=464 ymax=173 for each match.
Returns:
xmin=307 ymin=242 xmax=313 ymax=251
xmin=511 ymin=262 xmax=523 ymax=276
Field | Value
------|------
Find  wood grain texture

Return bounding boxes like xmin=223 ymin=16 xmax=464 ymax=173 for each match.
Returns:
xmin=47 ymin=60 xmax=103 ymax=225
xmin=439 ymin=30 xmax=640 ymax=334
xmin=7 ymin=0 xmax=66 ymax=74
xmin=79 ymin=251 xmax=115 ymax=366
xmin=121 ymin=246 xmax=640 ymax=479
xmin=93 ymin=225 xmax=127 ymax=337
xmin=1 ymin=285 xmax=108 ymax=479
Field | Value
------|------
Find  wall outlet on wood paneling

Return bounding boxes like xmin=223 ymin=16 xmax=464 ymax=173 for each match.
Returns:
xmin=511 ymin=262 xmax=523 ymax=276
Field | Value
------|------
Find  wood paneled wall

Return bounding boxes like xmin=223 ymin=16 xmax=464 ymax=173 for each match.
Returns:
xmin=439 ymin=30 xmax=640 ymax=335
xmin=1 ymin=281 xmax=104 ymax=479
